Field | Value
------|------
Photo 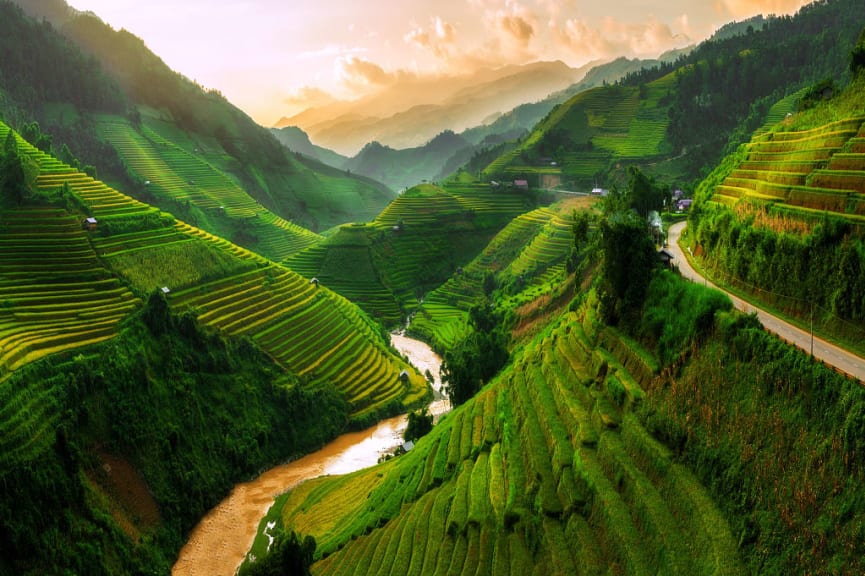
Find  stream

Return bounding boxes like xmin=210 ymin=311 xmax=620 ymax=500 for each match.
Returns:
xmin=171 ymin=334 xmax=447 ymax=576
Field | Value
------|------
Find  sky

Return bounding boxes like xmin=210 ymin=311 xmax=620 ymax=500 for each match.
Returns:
xmin=66 ymin=0 xmax=813 ymax=126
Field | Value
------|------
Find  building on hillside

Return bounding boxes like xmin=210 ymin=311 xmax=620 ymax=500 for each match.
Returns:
xmin=591 ymin=187 xmax=609 ymax=197
xmin=399 ymin=370 xmax=410 ymax=383
xmin=658 ymin=248 xmax=675 ymax=268
xmin=161 ymin=286 xmax=171 ymax=295
xmin=513 ymin=179 xmax=529 ymax=190
xmin=401 ymin=440 xmax=415 ymax=452
xmin=676 ymin=199 xmax=693 ymax=212
xmin=310 ymin=277 xmax=320 ymax=287
xmin=82 ymin=217 xmax=98 ymax=231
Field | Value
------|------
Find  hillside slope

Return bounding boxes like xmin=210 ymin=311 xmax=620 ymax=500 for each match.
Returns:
xmin=485 ymin=0 xmax=865 ymax=190
xmin=0 ymin=120 xmax=427 ymax=418
xmin=284 ymin=181 xmax=534 ymax=327
xmin=689 ymin=72 xmax=865 ymax=355
xmin=266 ymin=262 xmax=865 ymax=575
xmin=0 ymin=0 xmax=395 ymax=241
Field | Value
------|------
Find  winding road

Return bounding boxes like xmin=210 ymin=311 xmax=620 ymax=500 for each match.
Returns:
xmin=667 ymin=221 xmax=865 ymax=383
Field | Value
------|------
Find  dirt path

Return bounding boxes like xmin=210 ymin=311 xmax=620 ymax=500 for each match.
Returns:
xmin=667 ymin=221 xmax=865 ymax=383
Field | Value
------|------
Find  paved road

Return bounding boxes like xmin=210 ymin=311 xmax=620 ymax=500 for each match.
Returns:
xmin=667 ymin=221 xmax=865 ymax=383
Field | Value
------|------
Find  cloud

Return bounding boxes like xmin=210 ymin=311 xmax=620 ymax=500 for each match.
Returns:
xmin=283 ymin=86 xmax=336 ymax=109
xmin=716 ymin=0 xmax=811 ymax=19
xmin=551 ymin=15 xmax=689 ymax=62
xmin=404 ymin=17 xmax=459 ymax=61
xmin=337 ymin=56 xmax=395 ymax=90
xmin=335 ymin=56 xmax=421 ymax=95
xmin=496 ymin=13 xmax=535 ymax=48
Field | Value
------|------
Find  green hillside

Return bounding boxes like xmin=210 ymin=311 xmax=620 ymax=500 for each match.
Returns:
xmin=410 ymin=198 xmax=592 ymax=350
xmin=689 ymin=74 xmax=865 ymax=354
xmin=262 ymin=261 xmax=865 ymax=575
xmin=0 ymin=1 xmax=395 ymax=250
xmin=484 ymin=0 xmax=865 ymax=190
xmin=95 ymin=113 xmax=322 ymax=260
xmin=0 ymin=120 xmax=427 ymax=418
xmin=285 ymin=181 xmax=534 ymax=327
xmin=483 ymin=72 xmax=677 ymax=188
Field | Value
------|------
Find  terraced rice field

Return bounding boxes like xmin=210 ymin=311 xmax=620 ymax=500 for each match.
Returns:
xmin=96 ymin=117 xmax=321 ymax=260
xmin=276 ymin=298 xmax=742 ymax=575
xmin=411 ymin=207 xmax=572 ymax=349
xmin=711 ymin=116 xmax=865 ymax=221
xmin=285 ymin=183 xmax=532 ymax=327
xmin=0 ymin=206 xmax=141 ymax=464
xmin=1 ymin=121 xmax=426 ymax=417
xmin=485 ymin=71 xmax=676 ymax=184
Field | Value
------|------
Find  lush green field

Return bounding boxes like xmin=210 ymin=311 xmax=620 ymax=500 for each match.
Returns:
xmin=1 ymin=121 xmax=428 ymax=419
xmin=285 ymin=182 xmax=534 ymax=328
xmin=691 ymin=78 xmax=865 ymax=352
xmin=272 ymin=288 xmax=745 ymax=576
xmin=410 ymin=199 xmax=586 ymax=350
xmin=482 ymin=71 xmax=677 ymax=188
xmin=96 ymin=115 xmax=322 ymax=261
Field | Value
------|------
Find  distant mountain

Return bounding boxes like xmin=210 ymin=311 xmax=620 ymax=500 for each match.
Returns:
xmin=270 ymin=56 xmax=673 ymax=190
xmin=341 ymin=131 xmax=472 ymax=191
xmin=271 ymin=125 xmax=348 ymax=167
xmin=276 ymin=60 xmax=588 ymax=155
xmin=2 ymin=0 xmax=395 ymax=240
xmin=460 ymin=56 xmax=666 ymax=148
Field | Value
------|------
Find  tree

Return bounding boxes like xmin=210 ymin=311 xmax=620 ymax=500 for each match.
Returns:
xmin=852 ymin=28 xmax=865 ymax=75
xmin=442 ymin=302 xmax=509 ymax=407
xmin=628 ymin=167 xmax=666 ymax=219
xmin=239 ymin=529 xmax=315 ymax=576
xmin=404 ymin=407 xmax=433 ymax=442
xmin=599 ymin=211 xmax=657 ymax=325
xmin=0 ymin=131 xmax=37 ymax=205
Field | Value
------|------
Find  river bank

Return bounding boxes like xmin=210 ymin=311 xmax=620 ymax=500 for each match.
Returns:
xmin=172 ymin=335 xmax=445 ymax=576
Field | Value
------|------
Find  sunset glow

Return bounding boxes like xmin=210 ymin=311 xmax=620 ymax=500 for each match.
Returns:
xmin=66 ymin=0 xmax=812 ymax=126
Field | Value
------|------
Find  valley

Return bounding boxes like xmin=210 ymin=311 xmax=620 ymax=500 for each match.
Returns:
xmin=0 ymin=0 xmax=864 ymax=575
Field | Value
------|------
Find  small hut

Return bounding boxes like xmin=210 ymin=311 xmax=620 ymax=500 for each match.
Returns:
xmin=82 ymin=217 xmax=98 ymax=232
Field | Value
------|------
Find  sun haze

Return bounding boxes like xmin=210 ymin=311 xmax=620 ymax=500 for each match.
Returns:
xmin=66 ymin=0 xmax=812 ymax=126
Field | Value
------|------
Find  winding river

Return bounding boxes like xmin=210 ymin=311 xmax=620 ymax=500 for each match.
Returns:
xmin=172 ymin=334 xmax=446 ymax=576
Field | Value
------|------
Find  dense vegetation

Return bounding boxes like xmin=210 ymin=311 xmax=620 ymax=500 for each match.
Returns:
xmin=486 ymin=0 xmax=865 ymax=191
xmin=285 ymin=181 xmax=534 ymax=327
xmin=687 ymin=70 xmax=865 ymax=353
xmin=0 ymin=293 xmax=349 ymax=575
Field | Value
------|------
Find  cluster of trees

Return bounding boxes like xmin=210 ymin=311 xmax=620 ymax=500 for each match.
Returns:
xmin=0 ymin=2 xmax=126 ymax=115
xmin=441 ymin=302 xmax=509 ymax=407
xmin=0 ymin=131 xmax=38 ymax=205
xmin=0 ymin=292 xmax=350 ymax=574
xmin=621 ymin=0 xmax=865 ymax=177
xmin=692 ymin=206 xmax=865 ymax=324
xmin=239 ymin=529 xmax=316 ymax=576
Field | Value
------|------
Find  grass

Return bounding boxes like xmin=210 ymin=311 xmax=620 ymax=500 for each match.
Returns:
xmin=96 ymin=115 xmax=322 ymax=261
xmin=483 ymin=71 xmax=677 ymax=185
xmin=266 ymin=290 xmax=744 ymax=575
xmin=0 ymin=121 xmax=427 ymax=419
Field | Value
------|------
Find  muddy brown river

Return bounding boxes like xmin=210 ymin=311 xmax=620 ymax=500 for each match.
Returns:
xmin=172 ymin=334 xmax=446 ymax=576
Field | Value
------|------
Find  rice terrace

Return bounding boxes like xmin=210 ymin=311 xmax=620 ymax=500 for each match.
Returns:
xmin=1 ymin=0 xmax=865 ymax=575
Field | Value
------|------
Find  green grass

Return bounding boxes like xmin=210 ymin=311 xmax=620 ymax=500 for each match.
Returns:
xmin=483 ymin=71 xmax=678 ymax=185
xmin=268 ymin=291 xmax=744 ymax=575
xmin=96 ymin=115 xmax=322 ymax=261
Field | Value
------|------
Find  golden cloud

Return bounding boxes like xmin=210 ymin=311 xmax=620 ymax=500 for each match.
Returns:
xmin=552 ymin=15 xmax=688 ymax=61
xmin=404 ymin=17 xmax=459 ymax=60
xmin=717 ymin=0 xmax=811 ymax=18
xmin=283 ymin=86 xmax=336 ymax=108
